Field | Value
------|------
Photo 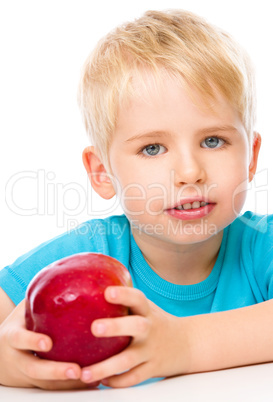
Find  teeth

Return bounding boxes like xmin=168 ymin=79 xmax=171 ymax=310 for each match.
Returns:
xmin=183 ymin=203 xmax=192 ymax=210
xmin=175 ymin=201 xmax=208 ymax=210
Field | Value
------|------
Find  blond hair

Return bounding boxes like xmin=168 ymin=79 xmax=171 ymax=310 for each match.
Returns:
xmin=78 ymin=9 xmax=256 ymax=167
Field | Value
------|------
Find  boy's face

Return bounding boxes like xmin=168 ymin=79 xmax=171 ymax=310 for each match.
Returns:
xmin=107 ymin=72 xmax=258 ymax=246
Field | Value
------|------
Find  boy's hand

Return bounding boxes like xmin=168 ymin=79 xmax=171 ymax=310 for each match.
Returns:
xmin=80 ymin=287 xmax=189 ymax=388
xmin=0 ymin=300 xmax=99 ymax=390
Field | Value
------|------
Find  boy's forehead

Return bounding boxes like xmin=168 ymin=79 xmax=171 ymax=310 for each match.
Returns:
xmin=114 ymin=89 xmax=247 ymax=150
xmin=119 ymin=68 xmax=227 ymax=115
xmin=117 ymin=70 xmax=243 ymax=129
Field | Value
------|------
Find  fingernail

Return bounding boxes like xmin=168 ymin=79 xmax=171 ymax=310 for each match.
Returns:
xmin=109 ymin=287 xmax=117 ymax=299
xmin=38 ymin=339 xmax=47 ymax=351
xmin=66 ymin=368 xmax=77 ymax=379
xmin=82 ymin=370 xmax=92 ymax=383
xmin=95 ymin=322 xmax=106 ymax=335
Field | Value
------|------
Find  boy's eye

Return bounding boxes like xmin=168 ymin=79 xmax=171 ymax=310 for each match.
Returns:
xmin=142 ymin=144 xmax=166 ymax=156
xmin=201 ymin=136 xmax=225 ymax=149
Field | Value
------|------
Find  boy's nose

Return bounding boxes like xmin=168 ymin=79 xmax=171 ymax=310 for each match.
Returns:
xmin=173 ymin=151 xmax=206 ymax=186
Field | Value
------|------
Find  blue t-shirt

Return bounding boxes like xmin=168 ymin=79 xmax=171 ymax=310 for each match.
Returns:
xmin=1 ymin=211 xmax=273 ymax=317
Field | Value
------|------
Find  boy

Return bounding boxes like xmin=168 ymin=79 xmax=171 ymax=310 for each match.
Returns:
xmin=0 ymin=9 xmax=272 ymax=390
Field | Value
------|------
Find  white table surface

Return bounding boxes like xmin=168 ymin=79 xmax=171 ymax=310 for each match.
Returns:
xmin=1 ymin=362 xmax=273 ymax=402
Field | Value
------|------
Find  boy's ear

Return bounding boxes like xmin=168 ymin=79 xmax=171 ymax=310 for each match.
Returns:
xmin=248 ymin=132 xmax=261 ymax=182
xmin=82 ymin=146 xmax=116 ymax=199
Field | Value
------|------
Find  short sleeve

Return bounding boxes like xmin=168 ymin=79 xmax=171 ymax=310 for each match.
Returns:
xmin=239 ymin=213 xmax=273 ymax=301
xmin=251 ymin=215 xmax=273 ymax=300
xmin=0 ymin=215 xmax=130 ymax=305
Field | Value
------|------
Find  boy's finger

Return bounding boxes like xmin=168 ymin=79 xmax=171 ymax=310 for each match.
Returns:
xmin=33 ymin=378 xmax=100 ymax=391
xmin=8 ymin=326 xmax=52 ymax=352
xmin=91 ymin=315 xmax=150 ymax=339
xmin=101 ymin=362 xmax=152 ymax=388
xmin=33 ymin=379 xmax=87 ymax=391
xmin=104 ymin=286 xmax=150 ymax=316
xmin=81 ymin=345 xmax=145 ymax=384
xmin=18 ymin=352 xmax=82 ymax=382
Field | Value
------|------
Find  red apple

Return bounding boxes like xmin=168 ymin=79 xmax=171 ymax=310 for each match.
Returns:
xmin=25 ymin=252 xmax=132 ymax=367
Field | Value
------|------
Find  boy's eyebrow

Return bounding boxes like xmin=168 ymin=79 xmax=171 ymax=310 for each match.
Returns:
xmin=125 ymin=131 xmax=170 ymax=143
xmin=198 ymin=125 xmax=240 ymax=135
xmin=125 ymin=125 xmax=240 ymax=142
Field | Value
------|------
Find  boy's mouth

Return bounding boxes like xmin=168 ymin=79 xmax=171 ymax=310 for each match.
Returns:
xmin=165 ymin=198 xmax=216 ymax=220
xmin=174 ymin=201 xmax=208 ymax=210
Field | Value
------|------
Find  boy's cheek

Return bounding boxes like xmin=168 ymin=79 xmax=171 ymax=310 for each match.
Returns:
xmin=231 ymin=189 xmax=248 ymax=217
xmin=121 ymin=189 xmax=161 ymax=216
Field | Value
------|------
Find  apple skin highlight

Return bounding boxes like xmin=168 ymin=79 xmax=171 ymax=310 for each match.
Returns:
xmin=25 ymin=252 xmax=132 ymax=367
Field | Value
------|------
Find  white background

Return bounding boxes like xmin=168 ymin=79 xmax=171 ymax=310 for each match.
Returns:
xmin=1 ymin=0 xmax=272 ymax=267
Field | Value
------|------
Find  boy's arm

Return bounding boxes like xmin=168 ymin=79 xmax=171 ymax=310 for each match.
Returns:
xmin=186 ymin=298 xmax=273 ymax=373
xmin=0 ymin=287 xmax=15 ymax=323
xmin=80 ymin=287 xmax=273 ymax=388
